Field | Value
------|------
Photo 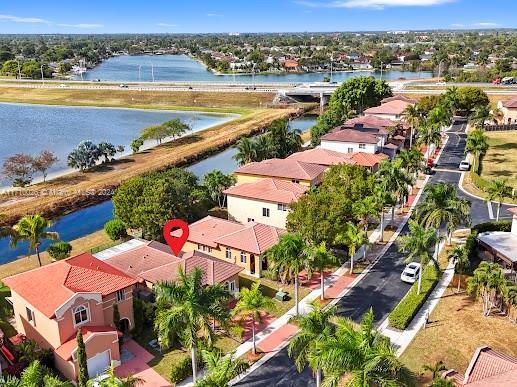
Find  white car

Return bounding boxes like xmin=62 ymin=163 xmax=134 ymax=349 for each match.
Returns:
xmin=58 ymin=84 xmax=68 ymax=88
xmin=401 ymin=262 xmax=421 ymax=284
xmin=459 ymin=160 xmax=471 ymax=171
xmin=435 ymin=81 xmax=447 ymax=86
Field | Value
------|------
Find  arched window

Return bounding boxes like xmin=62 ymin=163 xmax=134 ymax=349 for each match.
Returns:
xmin=73 ymin=305 xmax=89 ymax=326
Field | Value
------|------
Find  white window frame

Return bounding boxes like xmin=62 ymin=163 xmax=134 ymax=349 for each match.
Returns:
xmin=277 ymin=203 xmax=288 ymax=211
xmin=226 ymin=280 xmax=236 ymax=293
xmin=225 ymin=247 xmax=232 ymax=259
xmin=262 ymin=207 xmax=270 ymax=217
xmin=359 ymin=143 xmax=366 ymax=149
xmin=73 ymin=304 xmax=90 ymax=327
xmin=26 ymin=307 xmax=35 ymax=326
xmin=347 ymin=147 xmax=354 ymax=153
xmin=240 ymin=251 xmax=247 ymax=263
xmin=116 ymin=289 xmax=125 ymax=303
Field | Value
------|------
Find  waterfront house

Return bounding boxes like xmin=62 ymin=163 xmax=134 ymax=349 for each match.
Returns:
xmin=234 ymin=158 xmax=326 ymax=187
xmin=100 ymin=240 xmax=243 ymax=295
xmin=364 ymin=98 xmax=414 ymax=121
xmin=177 ymin=216 xmax=286 ymax=277
xmin=497 ymin=97 xmax=517 ymax=124
xmin=3 ymin=253 xmax=137 ymax=381
xmin=224 ymin=178 xmax=308 ymax=229
xmin=319 ymin=129 xmax=381 ymax=154
xmin=442 ymin=346 xmax=517 ymax=386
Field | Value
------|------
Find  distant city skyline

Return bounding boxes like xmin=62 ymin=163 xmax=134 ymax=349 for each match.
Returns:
xmin=0 ymin=0 xmax=515 ymax=34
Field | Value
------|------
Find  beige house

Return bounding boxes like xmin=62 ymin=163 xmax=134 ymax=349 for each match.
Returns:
xmin=364 ymin=98 xmax=414 ymax=121
xmin=3 ymin=253 xmax=137 ymax=381
xmin=178 ymin=216 xmax=286 ymax=277
xmin=225 ymin=178 xmax=308 ymax=229
xmin=497 ymin=97 xmax=517 ymax=124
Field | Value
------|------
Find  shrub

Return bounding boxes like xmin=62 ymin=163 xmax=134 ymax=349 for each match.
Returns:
xmin=388 ymin=265 xmax=439 ymax=330
xmin=170 ymin=355 xmax=202 ymax=384
xmin=472 ymin=220 xmax=512 ymax=233
xmin=132 ymin=299 xmax=155 ymax=336
xmin=470 ymin=172 xmax=490 ymax=191
xmin=104 ymin=219 xmax=127 ymax=241
xmin=47 ymin=241 xmax=72 ymax=260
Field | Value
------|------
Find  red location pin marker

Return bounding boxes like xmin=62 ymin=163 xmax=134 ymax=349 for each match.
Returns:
xmin=163 ymin=219 xmax=190 ymax=256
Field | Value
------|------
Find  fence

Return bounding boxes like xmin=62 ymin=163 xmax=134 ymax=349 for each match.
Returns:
xmin=484 ymin=124 xmax=517 ymax=131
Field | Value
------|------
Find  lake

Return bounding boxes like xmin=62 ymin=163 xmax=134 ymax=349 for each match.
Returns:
xmin=79 ymin=54 xmax=433 ymax=83
xmin=0 ymin=115 xmax=317 ymax=265
xmin=0 ymin=102 xmax=236 ymax=186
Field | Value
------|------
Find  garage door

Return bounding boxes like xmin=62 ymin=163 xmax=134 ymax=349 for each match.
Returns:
xmin=87 ymin=350 xmax=110 ymax=378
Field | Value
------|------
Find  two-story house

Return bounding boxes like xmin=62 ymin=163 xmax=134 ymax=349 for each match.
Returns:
xmin=319 ymin=129 xmax=381 ymax=154
xmin=3 ymin=253 xmax=137 ymax=381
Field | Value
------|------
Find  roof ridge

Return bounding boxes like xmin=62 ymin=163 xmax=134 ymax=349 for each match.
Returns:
xmin=250 ymin=223 xmax=262 ymax=254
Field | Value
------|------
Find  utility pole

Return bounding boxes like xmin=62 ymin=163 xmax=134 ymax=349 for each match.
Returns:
xmin=40 ymin=64 xmax=44 ymax=84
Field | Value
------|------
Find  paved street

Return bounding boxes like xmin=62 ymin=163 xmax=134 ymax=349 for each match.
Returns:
xmin=234 ymin=119 xmax=514 ymax=386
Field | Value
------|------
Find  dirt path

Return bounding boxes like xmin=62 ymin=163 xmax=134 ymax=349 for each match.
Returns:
xmin=0 ymin=107 xmax=300 ymax=224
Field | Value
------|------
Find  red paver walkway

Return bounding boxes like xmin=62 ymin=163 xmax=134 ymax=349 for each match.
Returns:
xmin=325 ymin=273 xmax=356 ymax=299
xmin=298 ymin=270 xmax=332 ymax=290
xmin=116 ymin=339 xmax=171 ymax=387
xmin=257 ymin=323 xmax=298 ymax=353
xmin=235 ymin=312 xmax=276 ymax=342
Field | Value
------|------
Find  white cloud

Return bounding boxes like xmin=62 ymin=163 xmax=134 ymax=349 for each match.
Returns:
xmin=157 ymin=22 xmax=177 ymax=27
xmin=207 ymin=13 xmax=223 ymax=17
xmin=0 ymin=14 xmax=49 ymax=23
xmin=57 ymin=23 xmax=103 ymax=28
xmin=450 ymin=23 xmax=464 ymax=27
xmin=295 ymin=0 xmax=454 ymax=9
xmin=473 ymin=22 xmax=498 ymax=27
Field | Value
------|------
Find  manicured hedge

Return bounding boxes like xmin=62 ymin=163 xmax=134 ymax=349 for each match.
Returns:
xmin=472 ymin=220 xmax=512 ymax=233
xmin=388 ymin=265 xmax=439 ymax=330
xmin=470 ymin=172 xmax=490 ymax=191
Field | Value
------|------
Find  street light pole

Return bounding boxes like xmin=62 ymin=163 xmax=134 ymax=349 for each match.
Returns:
xmin=40 ymin=64 xmax=44 ymax=84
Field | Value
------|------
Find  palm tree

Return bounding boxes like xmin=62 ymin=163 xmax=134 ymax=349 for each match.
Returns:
xmin=373 ymin=185 xmax=396 ymax=242
xmin=396 ymin=148 xmax=424 ymax=181
xmin=233 ymin=137 xmax=257 ymax=165
xmin=377 ymin=160 xmax=414 ymax=226
xmin=303 ymin=242 xmax=337 ymax=300
xmin=486 ymin=178 xmax=513 ymax=221
xmin=313 ymin=309 xmax=416 ymax=387
xmin=195 ymin=349 xmax=248 ymax=387
xmin=414 ymin=183 xmax=471 ymax=248
xmin=467 ymin=262 xmax=505 ymax=317
xmin=10 ymin=214 xmax=59 ymax=267
xmin=265 ymin=233 xmax=308 ymax=315
xmin=398 ymin=220 xmax=438 ymax=294
xmin=448 ymin=246 xmax=470 ymax=292
xmin=417 ymin=122 xmax=442 ymax=161
xmin=500 ymin=281 xmax=517 ymax=321
xmin=232 ymin=282 xmax=276 ymax=355
xmin=403 ymin=104 xmax=423 ymax=148
xmin=470 ymin=104 xmax=493 ymax=128
xmin=423 ymin=360 xmax=447 ymax=381
xmin=335 ymin=222 xmax=369 ymax=275
xmin=154 ymin=268 xmax=232 ymax=383
xmin=288 ymin=303 xmax=337 ymax=387
xmin=1 ymin=360 xmax=74 ymax=387
xmin=87 ymin=363 xmax=144 ymax=387
xmin=465 ymin=128 xmax=488 ymax=174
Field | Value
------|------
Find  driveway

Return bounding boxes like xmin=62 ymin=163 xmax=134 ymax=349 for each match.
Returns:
xmin=116 ymin=339 xmax=171 ymax=387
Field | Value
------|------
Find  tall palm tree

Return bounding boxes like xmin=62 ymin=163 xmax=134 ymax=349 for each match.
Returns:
xmin=265 ymin=233 xmax=308 ymax=315
xmin=465 ymin=128 xmax=488 ymax=174
xmin=288 ymin=303 xmax=337 ymax=387
xmin=417 ymin=122 xmax=442 ymax=161
xmin=154 ymin=268 xmax=232 ymax=383
xmin=335 ymin=222 xmax=369 ymax=275
xmin=195 ymin=349 xmax=248 ymax=387
xmin=232 ymin=282 xmax=275 ymax=355
xmin=486 ymin=178 xmax=513 ymax=221
xmin=87 ymin=363 xmax=144 ymax=387
xmin=403 ymin=104 xmax=423 ymax=148
xmin=467 ymin=262 xmax=505 ymax=317
xmin=233 ymin=137 xmax=257 ymax=166
xmin=10 ymin=214 xmax=59 ymax=267
xmin=398 ymin=220 xmax=438 ymax=294
xmin=414 ymin=183 xmax=471 ymax=248
xmin=377 ymin=160 xmax=414 ymax=226
xmin=313 ymin=309 xmax=416 ymax=387
xmin=303 ymin=242 xmax=337 ymax=300
xmin=448 ymin=245 xmax=470 ymax=292
xmin=396 ymin=148 xmax=424 ymax=180
xmin=373 ymin=185 xmax=396 ymax=242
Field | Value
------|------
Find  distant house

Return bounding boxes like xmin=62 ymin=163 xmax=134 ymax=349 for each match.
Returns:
xmin=3 ymin=254 xmax=137 ymax=381
xmin=364 ymin=99 xmax=414 ymax=121
xmin=283 ymin=59 xmax=299 ymax=71
xmin=319 ymin=129 xmax=381 ymax=154
xmin=287 ymin=147 xmax=387 ymax=171
xmin=224 ymin=178 xmax=307 ymax=229
xmin=100 ymin=240 xmax=243 ymax=294
xmin=497 ymin=97 xmax=517 ymax=124
xmin=477 ymin=208 xmax=517 ymax=272
xmin=442 ymin=346 xmax=517 ymax=386
xmin=381 ymin=95 xmax=417 ymax=104
xmin=177 ymin=216 xmax=286 ymax=277
xmin=234 ymin=158 xmax=327 ymax=187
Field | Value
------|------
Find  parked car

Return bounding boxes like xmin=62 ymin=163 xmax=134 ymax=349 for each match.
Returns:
xmin=58 ymin=84 xmax=68 ymax=88
xmin=423 ymin=166 xmax=434 ymax=175
xmin=435 ymin=81 xmax=447 ymax=86
xmin=119 ymin=84 xmax=129 ymax=88
xmin=401 ymin=262 xmax=421 ymax=284
xmin=459 ymin=160 xmax=471 ymax=171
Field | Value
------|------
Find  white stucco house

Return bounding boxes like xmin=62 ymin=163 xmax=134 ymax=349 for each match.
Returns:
xmin=319 ymin=129 xmax=381 ymax=154
xmin=497 ymin=97 xmax=517 ymax=124
xmin=364 ymin=98 xmax=413 ymax=121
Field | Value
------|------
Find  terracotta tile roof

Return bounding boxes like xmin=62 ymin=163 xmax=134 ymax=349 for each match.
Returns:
xmin=224 ymin=178 xmax=308 ymax=204
xmin=349 ymin=152 xmax=388 ymax=167
xmin=364 ymin=99 xmax=412 ymax=115
xmin=508 ymin=207 xmax=517 ymax=216
xmin=287 ymin=148 xmax=356 ymax=167
xmin=381 ymin=95 xmax=417 ymax=104
xmin=384 ymin=142 xmax=400 ymax=149
xmin=104 ymin=242 xmax=181 ymax=279
xmin=140 ymin=251 xmax=242 ymax=285
xmin=4 ymin=253 xmax=137 ymax=318
xmin=444 ymin=346 xmax=517 ymax=386
xmin=502 ymin=97 xmax=517 ymax=108
xmin=180 ymin=216 xmax=244 ymax=248
xmin=321 ymin=129 xmax=380 ymax=144
xmin=214 ymin=222 xmax=287 ymax=255
xmin=342 ymin=115 xmax=399 ymax=130
xmin=235 ymin=158 xmax=326 ymax=181
xmin=55 ymin=326 xmax=119 ymax=360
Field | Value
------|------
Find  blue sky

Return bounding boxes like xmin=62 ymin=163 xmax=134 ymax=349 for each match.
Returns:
xmin=0 ymin=0 xmax=515 ymax=34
